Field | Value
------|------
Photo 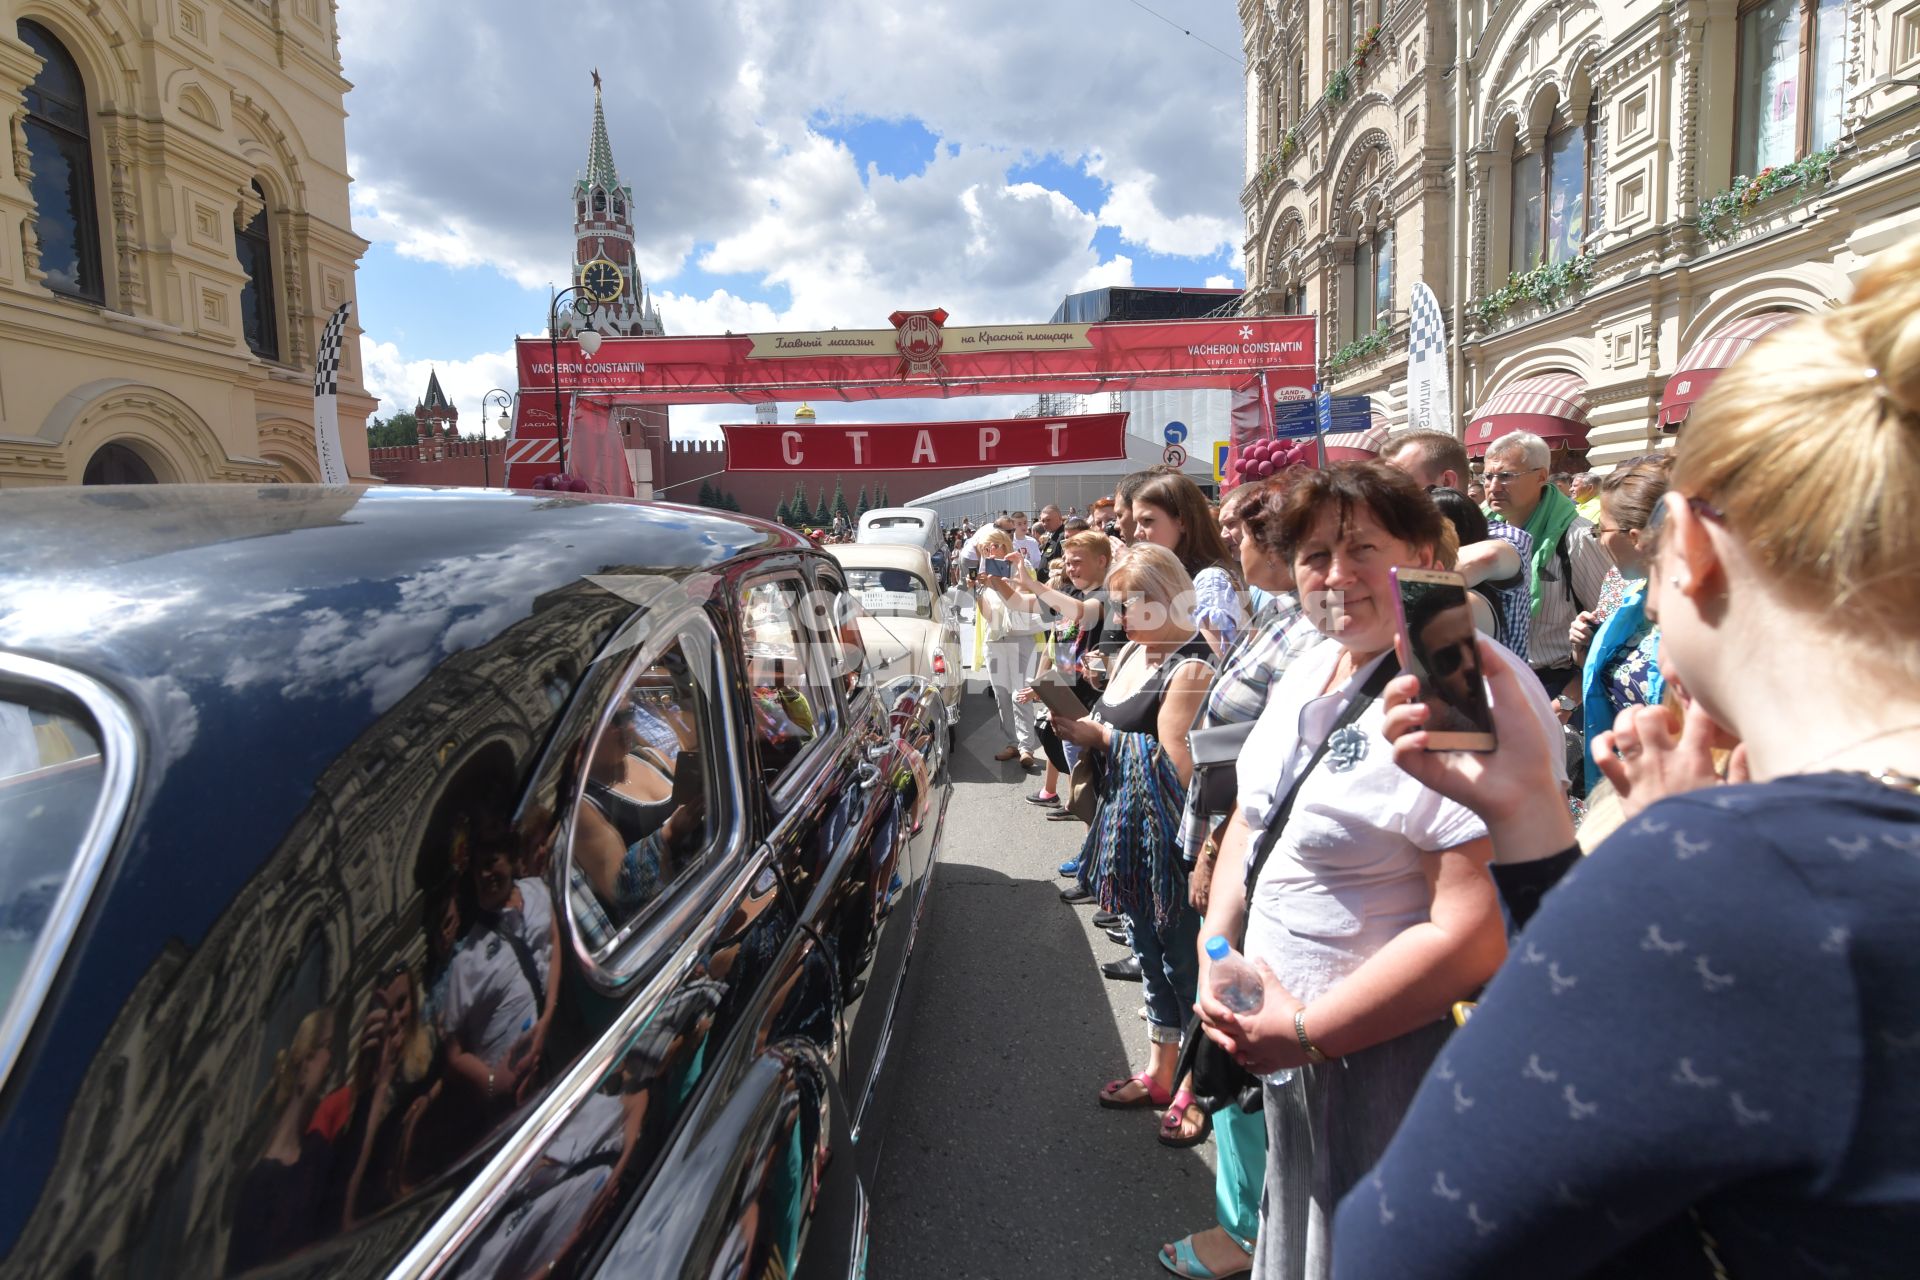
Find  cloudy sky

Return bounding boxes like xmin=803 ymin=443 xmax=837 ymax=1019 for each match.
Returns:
xmin=337 ymin=0 xmax=1247 ymax=437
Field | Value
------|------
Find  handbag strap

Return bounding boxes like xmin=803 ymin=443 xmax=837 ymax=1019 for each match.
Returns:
xmin=1243 ymin=653 xmax=1401 ymax=896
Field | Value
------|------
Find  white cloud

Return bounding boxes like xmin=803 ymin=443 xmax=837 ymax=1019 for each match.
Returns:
xmin=359 ymin=338 xmax=519 ymax=429
xmin=1205 ymin=274 xmax=1236 ymax=289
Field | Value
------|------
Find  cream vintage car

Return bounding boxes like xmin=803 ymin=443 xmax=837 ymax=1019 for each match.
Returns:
xmin=826 ymin=542 xmax=965 ymax=723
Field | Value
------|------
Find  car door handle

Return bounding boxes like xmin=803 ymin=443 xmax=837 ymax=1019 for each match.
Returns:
xmin=856 ymin=762 xmax=883 ymax=791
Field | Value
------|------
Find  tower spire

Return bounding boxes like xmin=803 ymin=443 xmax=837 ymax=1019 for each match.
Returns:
xmin=584 ymin=70 xmax=619 ymax=194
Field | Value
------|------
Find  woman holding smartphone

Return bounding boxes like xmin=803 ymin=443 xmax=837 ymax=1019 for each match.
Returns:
xmin=1193 ymin=463 xmax=1562 ymax=1280
xmin=972 ymin=528 xmax=1044 ymax=769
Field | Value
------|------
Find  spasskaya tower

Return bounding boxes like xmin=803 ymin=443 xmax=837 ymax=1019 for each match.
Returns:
xmin=573 ymin=70 xmax=663 ymax=338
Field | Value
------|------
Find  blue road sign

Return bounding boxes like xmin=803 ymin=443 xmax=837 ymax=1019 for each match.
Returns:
xmin=1163 ymin=420 xmax=1189 ymax=445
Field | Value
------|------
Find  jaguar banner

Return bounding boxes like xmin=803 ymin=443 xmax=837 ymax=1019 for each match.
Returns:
xmin=719 ymin=411 xmax=1130 ymax=471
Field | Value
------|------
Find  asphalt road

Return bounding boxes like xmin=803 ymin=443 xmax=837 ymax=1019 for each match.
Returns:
xmin=867 ymin=678 xmax=1219 ymax=1278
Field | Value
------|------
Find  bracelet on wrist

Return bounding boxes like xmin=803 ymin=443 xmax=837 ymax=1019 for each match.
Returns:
xmin=1294 ymin=1007 xmax=1329 ymax=1064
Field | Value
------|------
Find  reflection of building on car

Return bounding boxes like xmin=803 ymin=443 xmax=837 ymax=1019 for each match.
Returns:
xmin=0 ymin=483 xmax=950 ymax=1280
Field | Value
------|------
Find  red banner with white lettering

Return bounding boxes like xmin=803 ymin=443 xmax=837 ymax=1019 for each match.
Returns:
xmin=514 ymin=315 xmax=1314 ymax=406
xmin=721 ymin=412 xmax=1129 ymax=471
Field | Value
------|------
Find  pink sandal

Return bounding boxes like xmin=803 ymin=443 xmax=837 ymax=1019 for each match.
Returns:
xmin=1158 ymin=1089 xmax=1212 ymax=1147
xmin=1098 ymin=1071 xmax=1173 ymax=1110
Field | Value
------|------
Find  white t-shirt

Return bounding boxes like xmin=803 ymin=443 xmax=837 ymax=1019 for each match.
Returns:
xmin=441 ymin=878 xmax=555 ymax=1067
xmin=1238 ymin=638 xmax=1565 ymax=1005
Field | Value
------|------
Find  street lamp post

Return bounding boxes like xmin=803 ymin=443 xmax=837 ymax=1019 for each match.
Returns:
xmin=548 ymin=285 xmax=606 ymax=476
xmin=479 ymin=388 xmax=513 ymax=488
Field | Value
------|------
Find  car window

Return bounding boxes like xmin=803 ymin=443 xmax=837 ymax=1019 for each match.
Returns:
xmin=841 ymin=567 xmax=932 ymax=619
xmin=741 ymin=579 xmax=833 ymax=786
xmin=863 ymin=516 xmax=925 ymax=531
xmin=816 ymin=571 xmax=873 ymax=699
xmin=564 ymin=634 xmax=719 ymax=961
xmin=0 ymin=671 xmax=125 ymax=1090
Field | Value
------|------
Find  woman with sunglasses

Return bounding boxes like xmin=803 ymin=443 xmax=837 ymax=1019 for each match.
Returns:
xmin=1333 ymin=239 xmax=1920 ymax=1277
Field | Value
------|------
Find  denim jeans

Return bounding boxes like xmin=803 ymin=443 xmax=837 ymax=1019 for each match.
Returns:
xmin=1125 ymin=889 xmax=1200 ymax=1044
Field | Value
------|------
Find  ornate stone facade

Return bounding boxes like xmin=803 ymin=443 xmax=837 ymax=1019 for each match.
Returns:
xmin=0 ymin=0 xmax=373 ymax=487
xmin=1239 ymin=0 xmax=1920 ymax=469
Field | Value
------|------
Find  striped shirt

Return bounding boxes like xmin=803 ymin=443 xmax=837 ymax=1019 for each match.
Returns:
xmin=1178 ymin=595 xmax=1327 ymax=858
xmin=1481 ymin=520 xmax=1535 ymax=663
xmin=1527 ymin=518 xmax=1612 ymax=670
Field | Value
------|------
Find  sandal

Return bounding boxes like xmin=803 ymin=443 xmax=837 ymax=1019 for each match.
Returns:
xmin=1097 ymin=1071 xmax=1171 ymax=1110
xmin=1157 ymin=1232 xmax=1252 ymax=1279
xmin=1157 ymin=1089 xmax=1212 ymax=1148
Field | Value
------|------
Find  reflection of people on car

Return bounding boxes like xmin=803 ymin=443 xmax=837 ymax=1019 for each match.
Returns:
xmin=225 ymin=1008 xmax=337 ymax=1275
xmin=335 ymin=963 xmax=437 ymax=1227
xmin=439 ymin=828 xmax=560 ymax=1113
xmin=1405 ymin=585 xmax=1492 ymax=734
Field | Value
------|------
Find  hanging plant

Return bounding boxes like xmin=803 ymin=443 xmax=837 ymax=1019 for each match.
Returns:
xmin=1326 ymin=67 xmax=1352 ymax=106
xmin=1324 ymin=326 xmax=1389 ymax=378
xmin=1469 ymin=254 xmax=1597 ymax=329
xmin=1280 ymin=127 xmax=1299 ymax=167
xmin=1695 ymin=148 xmax=1838 ymax=246
xmin=1353 ymin=24 xmax=1382 ymax=65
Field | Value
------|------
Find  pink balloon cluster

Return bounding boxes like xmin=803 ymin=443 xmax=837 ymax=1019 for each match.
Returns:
xmin=530 ymin=472 xmax=594 ymax=493
xmin=1228 ymin=437 xmax=1317 ymax=485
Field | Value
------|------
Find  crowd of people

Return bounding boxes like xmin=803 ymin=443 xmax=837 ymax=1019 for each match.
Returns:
xmin=953 ymin=238 xmax=1920 ymax=1279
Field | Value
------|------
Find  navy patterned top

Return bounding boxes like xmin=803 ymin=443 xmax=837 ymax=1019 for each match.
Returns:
xmin=1333 ymin=771 xmax=1920 ymax=1278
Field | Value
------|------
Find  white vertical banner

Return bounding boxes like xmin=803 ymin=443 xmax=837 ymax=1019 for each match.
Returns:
xmin=311 ymin=302 xmax=352 ymax=484
xmin=1406 ymin=282 xmax=1452 ymax=433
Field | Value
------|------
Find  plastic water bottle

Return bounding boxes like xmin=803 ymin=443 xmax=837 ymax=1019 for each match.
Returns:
xmin=1204 ymin=936 xmax=1297 ymax=1088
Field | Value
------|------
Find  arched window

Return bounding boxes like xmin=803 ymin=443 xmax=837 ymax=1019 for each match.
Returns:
xmin=1736 ymin=0 xmax=1846 ymax=173
xmin=1510 ymin=106 xmax=1595 ymax=273
xmin=1279 ymin=282 xmax=1308 ymax=315
xmin=613 ymin=196 xmax=624 ymax=218
xmin=1350 ymin=223 xmax=1392 ymax=336
xmin=237 ymin=181 xmax=279 ymax=360
xmin=18 ymin=20 xmax=103 ymax=303
xmin=82 ymin=442 xmax=157 ymax=485
xmin=592 ymin=187 xmax=606 ymax=214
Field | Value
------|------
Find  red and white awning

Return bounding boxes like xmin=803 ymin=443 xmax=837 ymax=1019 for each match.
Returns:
xmin=1466 ymin=374 xmax=1591 ymax=457
xmin=1658 ymin=311 xmax=1802 ymax=431
xmin=1324 ymin=422 xmax=1390 ymax=463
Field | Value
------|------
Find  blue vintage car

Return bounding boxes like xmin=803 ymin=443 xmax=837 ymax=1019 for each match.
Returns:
xmin=0 ymin=484 xmax=950 ymax=1279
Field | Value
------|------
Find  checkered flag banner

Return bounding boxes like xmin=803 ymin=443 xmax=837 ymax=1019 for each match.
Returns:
xmin=1405 ymin=282 xmax=1452 ymax=434
xmin=311 ymin=302 xmax=351 ymax=484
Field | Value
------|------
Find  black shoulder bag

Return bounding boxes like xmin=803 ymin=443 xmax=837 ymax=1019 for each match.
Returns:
xmin=1177 ymin=654 xmax=1401 ymax=1113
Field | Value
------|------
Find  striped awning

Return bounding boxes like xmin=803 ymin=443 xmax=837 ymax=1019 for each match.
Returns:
xmin=1658 ymin=311 xmax=1802 ymax=431
xmin=1466 ymin=374 xmax=1591 ymax=457
xmin=1324 ymin=422 xmax=1389 ymax=463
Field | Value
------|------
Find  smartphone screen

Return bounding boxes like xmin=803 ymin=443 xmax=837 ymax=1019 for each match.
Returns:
xmin=1390 ymin=567 xmax=1497 ymax=752
xmin=983 ymin=557 xmax=1012 ymax=578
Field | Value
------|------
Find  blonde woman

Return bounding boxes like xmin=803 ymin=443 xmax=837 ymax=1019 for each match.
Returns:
xmin=1052 ymin=544 xmax=1214 ymax=1109
xmin=1337 ymin=239 xmax=1920 ymax=1276
xmin=973 ymin=527 xmax=1044 ymax=768
xmin=227 ymin=1008 xmax=337 ymax=1272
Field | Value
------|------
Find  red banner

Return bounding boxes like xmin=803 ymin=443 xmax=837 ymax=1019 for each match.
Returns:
xmin=514 ymin=315 xmax=1314 ymax=405
xmin=567 ymin=396 xmax=634 ymax=497
xmin=720 ymin=412 xmax=1129 ymax=472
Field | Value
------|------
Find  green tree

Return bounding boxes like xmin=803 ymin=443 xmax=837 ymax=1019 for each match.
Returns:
xmin=831 ymin=477 xmax=851 ymax=526
xmin=697 ymin=480 xmax=716 ymax=507
xmin=856 ymin=485 xmax=870 ymax=519
xmin=774 ymin=498 xmax=790 ymax=525
xmin=791 ymin=479 xmax=810 ymax=521
xmin=722 ymin=491 xmax=742 ymax=512
xmin=877 ymin=482 xmax=890 ymax=507
xmin=813 ymin=489 xmax=832 ymax=526
xmin=366 ymin=411 xmax=419 ymax=448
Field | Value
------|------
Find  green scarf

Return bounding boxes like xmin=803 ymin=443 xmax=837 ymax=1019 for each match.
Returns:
xmin=1519 ymin=482 xmax=1579 ymax=618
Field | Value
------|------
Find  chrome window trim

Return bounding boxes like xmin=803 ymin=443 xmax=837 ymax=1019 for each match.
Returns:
xmin=558 ymin=607 xmax=750 ymax=989
xmin=0 ymin=653 xmax=139 ymax=1095
xmin=739 ymin=570 xmax=841 ymax=809
xmin=383 ymin=838 xmax=778 ymax=1280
